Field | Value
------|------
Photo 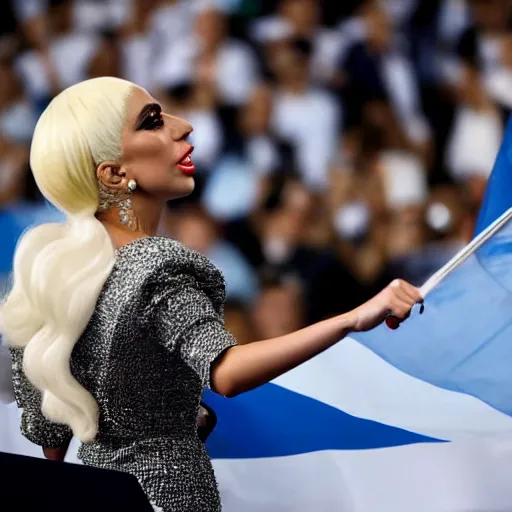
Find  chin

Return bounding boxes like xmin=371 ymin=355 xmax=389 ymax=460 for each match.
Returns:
xmin=168 ymin=177 xmax=195 ymax=200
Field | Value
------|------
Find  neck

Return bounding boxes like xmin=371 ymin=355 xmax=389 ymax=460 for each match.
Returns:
xmin=97 ymin=194 xmax=165 ymax=249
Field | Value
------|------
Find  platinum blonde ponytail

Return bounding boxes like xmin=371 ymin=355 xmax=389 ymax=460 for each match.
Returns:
xmin=0 ymin=77 xmax=135 ymax=442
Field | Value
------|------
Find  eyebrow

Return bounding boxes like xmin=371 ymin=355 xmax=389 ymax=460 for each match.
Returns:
xmin=134 ymin=102 xmax=162 ymax=130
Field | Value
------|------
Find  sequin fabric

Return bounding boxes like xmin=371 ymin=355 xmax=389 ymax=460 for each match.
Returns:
xmin=10 ymin=347 xmax=73 ymax=448
xmin=10 ymin=237 xmax=238 ymax=512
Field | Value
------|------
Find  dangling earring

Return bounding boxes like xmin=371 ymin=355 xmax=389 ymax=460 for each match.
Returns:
xmin=118 ymin=179 xmax=137 ymax=229
xmin=98 ymin=179 xmax=138 ymax=230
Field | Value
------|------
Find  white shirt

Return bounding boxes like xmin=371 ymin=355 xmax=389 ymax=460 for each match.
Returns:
xmin=215 ymin=41 xmax=259 ymax=105
xmin=446 ymin=106 xmax=503 ymax=181
xmin=379 ymin=150 xmax=428 ymax=209
xmin=437 ymin=0 xmax=471 ymax=46
xmin=12 ymin=0 xmax=47 ymax=22
xmin=153 ymin=37 xmax=259 ymax=106
xmin=251 ymin=16 xmax=366 ymax=85
xmin=485 ymin=67 xmax=512 ymax=109
xmin=0 ymin=100 xmax=37 ymax=143
xmin=272 ymin=88 xmax=340 ymax=191
xmin=186 ymin=109 xmax=223 ymax=169
xmin=122 ymin=34 xmax=154 ymax=92
xmin=73 ymin=0 xmax=131 ymax=33
xmin=381 ymin=0 xmax=419 ymax=27
xmin=381 ymin=50 xmax=431 ymax=144
xmin=15 ymin=33 xmax=99 ymax=98
xmin=149 ymin=1 xmax=195 ymax=54
xmin=247 ymin=135 xmax=280 ymax=176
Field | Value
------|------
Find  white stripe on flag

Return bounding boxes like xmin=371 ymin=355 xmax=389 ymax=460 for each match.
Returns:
xmin=274 ymin=338 xmax=512 ymax=441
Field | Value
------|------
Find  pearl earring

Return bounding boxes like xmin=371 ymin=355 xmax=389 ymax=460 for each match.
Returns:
xmin=127 ymin=179 xmax=137 ymax=193
xmin=97 ymin=178 xmax=138 ymax=231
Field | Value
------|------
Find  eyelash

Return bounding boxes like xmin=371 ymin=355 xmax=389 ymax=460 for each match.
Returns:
xmin=143 ymin=109 xmax=164 ymax=130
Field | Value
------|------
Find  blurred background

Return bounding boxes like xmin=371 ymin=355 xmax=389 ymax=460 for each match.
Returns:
xmin=0 ymin=0 xmax=508 ymax=342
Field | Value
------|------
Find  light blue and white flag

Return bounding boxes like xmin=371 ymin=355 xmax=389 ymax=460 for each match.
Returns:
xmin=204 ymin=118 xmax=512 ymax=511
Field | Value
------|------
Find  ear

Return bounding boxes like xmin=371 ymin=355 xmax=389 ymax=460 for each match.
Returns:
xmin=96 ymin=161 xmax=126 ymax=192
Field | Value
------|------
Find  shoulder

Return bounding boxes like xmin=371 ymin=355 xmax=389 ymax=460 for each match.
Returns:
xmin=112 ymin=237 xmax=226 ymax=308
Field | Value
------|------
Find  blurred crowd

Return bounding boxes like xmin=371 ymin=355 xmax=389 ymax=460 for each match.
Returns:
xmin=0 ymin=0 xmax=509 ymax=342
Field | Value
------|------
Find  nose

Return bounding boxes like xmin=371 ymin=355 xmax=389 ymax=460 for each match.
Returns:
xmin=167 ymin=114 xmax=193 ymax=141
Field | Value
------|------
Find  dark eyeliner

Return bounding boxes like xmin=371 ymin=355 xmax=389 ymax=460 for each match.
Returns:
xmin=135 ymin=103 xmax=163 ymax=131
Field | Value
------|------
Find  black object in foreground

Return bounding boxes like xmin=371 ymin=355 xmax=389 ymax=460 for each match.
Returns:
xmin=0 ymin=451 xmax=154 ymax=512
xmin=198 ymin=401 xmax=218 ymax=442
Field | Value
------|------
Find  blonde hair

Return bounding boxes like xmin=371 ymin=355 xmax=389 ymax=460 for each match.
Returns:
xmin=0 ymin=77 xmax=135 ymax=442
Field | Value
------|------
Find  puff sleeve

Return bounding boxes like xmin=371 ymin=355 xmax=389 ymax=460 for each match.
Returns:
xmin=10 ymin=346 xmax=73 ymax=448
xmin=151 ymin=273 xmax=237 ymax=388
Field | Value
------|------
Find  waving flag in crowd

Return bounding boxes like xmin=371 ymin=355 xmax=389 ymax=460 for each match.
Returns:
xmin=204 ymin=118 xmax=512 ymax=511
xmin=4 ymin=123 xmax=512 ymax=511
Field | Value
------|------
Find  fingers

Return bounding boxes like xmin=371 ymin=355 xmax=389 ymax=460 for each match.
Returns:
xmin=387 ymin=299 xmax=412 ymax=321
xmin=386 ymin=279 xmax=423 ymax=322
xmin=390 ymin=279 xmax=423 ymax=305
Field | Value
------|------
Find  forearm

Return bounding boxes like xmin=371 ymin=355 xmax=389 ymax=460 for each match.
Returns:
xmin=10 ymin=347 xmax=73 ymax=448
xmin=212 ymin=312 xmax=355 ymax=397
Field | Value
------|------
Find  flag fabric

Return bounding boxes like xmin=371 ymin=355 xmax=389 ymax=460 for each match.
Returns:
xmin=207 ymin=343 xmax=512 ymax=511
xmin=201 ymin=209 xmax=512 ymax=511
xmin=475 ymin=117 xmax=512 ymax=236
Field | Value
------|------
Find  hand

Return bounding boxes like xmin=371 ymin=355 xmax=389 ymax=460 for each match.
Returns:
xmin=197 ymin=405 xmax=208 ymax=428
xmin=349 ymin=279 xmax=423 ymax=333
xmin=43 ymin=445 xmax=69 ymax=462
xmin=197 ymin=403 xmax=217 ymax=443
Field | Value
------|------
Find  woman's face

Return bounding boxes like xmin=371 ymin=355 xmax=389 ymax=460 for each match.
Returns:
xmin=120 ymin=87 xmax=196 ymax=201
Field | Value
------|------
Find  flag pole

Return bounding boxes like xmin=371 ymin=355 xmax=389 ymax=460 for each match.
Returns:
xmin=420 ymin=207 xmax=512 ymax=297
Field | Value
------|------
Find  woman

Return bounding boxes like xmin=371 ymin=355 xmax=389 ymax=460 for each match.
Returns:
xmin=0 ymin=77 xmax=422 ymax=512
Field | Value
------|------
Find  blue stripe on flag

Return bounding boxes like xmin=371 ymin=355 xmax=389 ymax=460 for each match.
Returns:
xmin=205 ymin=384 xmax=442 ymax=459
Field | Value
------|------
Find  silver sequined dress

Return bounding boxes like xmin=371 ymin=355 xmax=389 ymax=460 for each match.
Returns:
xmin=10 ymin=237 xmax=238 ymax=511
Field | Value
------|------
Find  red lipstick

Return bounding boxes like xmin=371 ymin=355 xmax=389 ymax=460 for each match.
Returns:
xmin=177 ymin=146 xmax=195 ymax=176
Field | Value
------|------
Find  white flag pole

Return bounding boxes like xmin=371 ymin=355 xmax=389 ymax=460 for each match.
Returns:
xmin=420 ymin=207 xmax=512 ymax=297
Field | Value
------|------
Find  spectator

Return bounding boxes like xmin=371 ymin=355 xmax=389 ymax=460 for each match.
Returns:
xmin=340 ymin=1 xmax=432 ymax=161
xmin=15 ymin=0 xmax=99 ymax=108
xmin=119 ymin=0 xmax=155 ymax=91
xmin=252 ymin=0 xmax=345 ymax=84
xmin=239 ymin=83 xmax=280 ymax=178
xmin=87 ymin=30 xmax=123 ymax=80
xmin=446 ymin=63 xmax=502 ymax=201
xmin=269 ymin=37 xmax=341 ymax=191
xmin=0 ymin=55 xmax=37 ymax=145
xmin=0 ymin=55 xmax=32 ymax=207
xmin=153 ymin=2 xmax=260 ymax=106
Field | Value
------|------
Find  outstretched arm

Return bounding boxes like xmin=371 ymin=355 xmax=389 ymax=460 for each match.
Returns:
xmin=211 ymin=279 xmax=422 ymax=397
